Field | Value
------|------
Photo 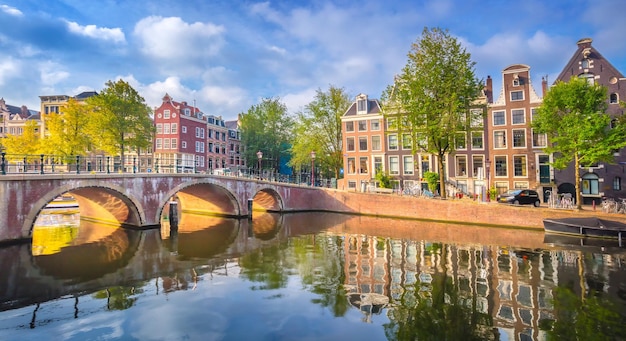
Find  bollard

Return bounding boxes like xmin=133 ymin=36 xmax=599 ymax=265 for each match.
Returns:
xmin=248 ymin=198 xmax=253 ymax=219
xmin=169 ymin=199 xmax=179 ymax=232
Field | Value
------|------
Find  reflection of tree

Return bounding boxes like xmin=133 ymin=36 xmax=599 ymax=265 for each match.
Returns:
xmin=295 ymin=235 xmax=350 ymax=317
xmin=544 ymin=285 xmax=626 ymax=340
xmin=384 ymin=248 xmax=495 ymax=341
xmin=239 ymin=245 xmax=290 ymax=290
xmin=92 ymin=286 xmax=141 ymax=311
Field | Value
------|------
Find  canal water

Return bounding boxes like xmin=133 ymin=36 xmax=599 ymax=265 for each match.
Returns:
xmin=1 ymin=211 xmax=625 ymax=340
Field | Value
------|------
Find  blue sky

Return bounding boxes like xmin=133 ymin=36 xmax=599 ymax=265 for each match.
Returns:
xmin=1 ymin=0 xmax=625 ymax=120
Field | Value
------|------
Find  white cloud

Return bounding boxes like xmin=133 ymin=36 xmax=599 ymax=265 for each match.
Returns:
xmin=0 ymin=4 xmax=23 ymax=17
xmin=39 ymin=61 xmax=70 ymax=87
xmin=134 ymin=16 xmax=225 ymax=61
xmin=0 ymin=57 xmax=21 ymax=86
xmin=282 ymin=88 xmax=317 ymax=114
xmin=199 ymin=85 xmax=247 ymax=111
xmin=65 ymin=20 xmax=126 ymax=44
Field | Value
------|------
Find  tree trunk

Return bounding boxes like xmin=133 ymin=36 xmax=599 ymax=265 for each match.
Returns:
xmin=438 ymin=153 xmax=447 ymax=198
xmin=575 ymin=153 xmax=582 ymax=210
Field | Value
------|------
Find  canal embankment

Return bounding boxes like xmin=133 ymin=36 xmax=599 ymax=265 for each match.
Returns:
xmin=314 ymin=188 xmax=626 ymax=229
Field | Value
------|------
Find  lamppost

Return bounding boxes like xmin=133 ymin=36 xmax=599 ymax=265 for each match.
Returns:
xmin=256 ymin=150 xmax=263 ymax=179
xmin=310 ymin=151 xmax=316 ymax=187
xmin=485 ymin=159 xmax=491 ymax=202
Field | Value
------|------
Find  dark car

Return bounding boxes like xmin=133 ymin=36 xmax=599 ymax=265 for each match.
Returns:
xmin=497 ymin=189 xmax=541 ymax=207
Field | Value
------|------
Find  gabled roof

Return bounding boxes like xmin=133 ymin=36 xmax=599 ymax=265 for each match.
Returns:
xmin=74 ymin=91 xmax=98 ymax=100
xmin=343 ymin=95 xmax=382 ymax=117
xmin=555 ymin=38 xmax=625 ymax=82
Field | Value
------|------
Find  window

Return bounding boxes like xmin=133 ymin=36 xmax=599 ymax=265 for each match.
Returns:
xmin=156 ymin=138 xmax=162 ymax=149
xmin=345 ymin=121 xmax=354 ymax=132
xmin=510 ymin=91 xmax=524 ymax=101
xmin=581 ymin=59 xmax=589 ymax=69
xmin=156 ymin=123 xmax=163 ymax=134
xmin=614 ymin=177 xmax=622 ymax=191
xmin=582 ymin=173 xmax=599 ymax=195
xmin=164 ymin=138 xmax=170 ymax=149
xmin=171 ymin=123 xmax=177 ymax=134
xmin=610 ymin=93 xmax=619 ymax=104
xmin=402 ymin=134 xmax=412 ymax=150
xmin=580 ymin=73 xmax=595 ymax=85
xmin=495 ymin=156 xmax=507 ymax=177
xmin=388 ymin=134 xmax=398 ymax=150
xmin=359 ymin=136 xmax=368 ymax=151
xmin=195 ymin=127 xmax=201 ymax=138
xmin=493 ymin=111 xmax=505 ymax=126
xmin=182 ymin=141 xmax=187 ymax=149
xmin=163 ymin=110 xmax=170 ymax=119
xmin=456 ymin=156 xmax=467 ymax=177
xmin=389 ymin=156 xmax=399 ymax=175
xmin=532 ymin=129 xmax=547 ymax=147
xmin=164 ymin=123 xmax=170 ymax=134
xmin=371 ymin=136 xmax=381 ymax=151
xmin=359 ymin=157 xmax=368 ymax=174
xmin=374 ymin=156 xmax=383 ymax=173
xmin=358 ymin=120 xmax=367 ymax=131
xmin=513 ymin=78 xmax=520 ymax=87
xmin=472 ymin=155 xmax=484 ymax=178
xmin=403 ymin=156 xmax=414 ymax=175
xmin=371 ymin=119 xmax=380 ymax=131
xmin=455 ymin=132 xmax=466 ymax=150
xmin=347 ymin=158 xmax=356 ymax=174
xmin=171 ymin=138 xmax=178 ymax=149
xmin=208 ymin=142 xmax=213 ymax=153
xmin=511 ymin=109 xmax=525 ymax=124
xmin=512 ymin=129 xmax=526 ymax=148
xmin=182 ymin=126 xmax=187 ymax=133
xmin=348 ymin=181 xmax=357 ymax=189
xmin=421 ymin=155 xmax=430 ymax=174
xmin=471 ymin=131 xmax=484 ymax=149
xmin=494 ymin=130 xmax=506 ymax=148
xmin=513 ymin=155 xmax=527 ymax=176
xmin=387 ymin=117 xmax=397 ymax=131
xmin=346 ymin=137 xmax=355 ymax=151
xmin=357 ymin=99 xmax=367 ymax=112
xmin=470 ymin=109 xmax=483 ymax=127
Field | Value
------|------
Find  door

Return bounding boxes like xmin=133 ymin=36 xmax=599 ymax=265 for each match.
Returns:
xmin=538 ymin=155 xmax=550 ymax=183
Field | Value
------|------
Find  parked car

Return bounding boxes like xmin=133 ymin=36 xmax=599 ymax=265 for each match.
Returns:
xmin=497 ymin=189 xmax=541 ymax=207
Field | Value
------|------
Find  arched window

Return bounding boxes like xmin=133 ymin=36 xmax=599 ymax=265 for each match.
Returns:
xmin=614 ymin=177 xmax=622 ymax=191
xmin=579 ymin=73 xmax=595 ymax=85
xmin=610 ymin=93 xmax=618 ymax=104
xmin=582 ymin=173 xmax=599 ymax=195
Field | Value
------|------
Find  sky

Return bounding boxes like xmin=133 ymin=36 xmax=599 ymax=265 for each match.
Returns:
xmin=1 ymin=0 xmax=625 ymax=121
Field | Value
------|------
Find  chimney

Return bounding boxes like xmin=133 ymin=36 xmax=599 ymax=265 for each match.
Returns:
xmin=542 ymin=76 xmax=548 ymax=97
xmin=485 ymin=75 xmax=493 ymax=103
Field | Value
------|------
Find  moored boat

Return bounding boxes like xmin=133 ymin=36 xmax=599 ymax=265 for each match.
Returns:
xmin=543 ymin=217 xmax=626 ymax=245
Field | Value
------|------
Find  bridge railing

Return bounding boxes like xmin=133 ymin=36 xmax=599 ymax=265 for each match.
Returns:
xmin=0 ymin=153 xmax=337 ymax=188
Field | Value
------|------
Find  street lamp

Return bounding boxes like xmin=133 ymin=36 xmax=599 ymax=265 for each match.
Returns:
xmin=310 ymin=151 xmax=316 ymax=187
xmin=256 ymin=150 xmax=263 ymax=179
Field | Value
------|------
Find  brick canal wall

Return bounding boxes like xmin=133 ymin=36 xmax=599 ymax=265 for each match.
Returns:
xmin=312 ymin=188 xmax=626 ymax=229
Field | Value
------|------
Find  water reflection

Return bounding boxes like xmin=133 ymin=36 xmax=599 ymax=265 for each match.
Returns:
xmin=1 ymin=213 xmax=625 ymax=340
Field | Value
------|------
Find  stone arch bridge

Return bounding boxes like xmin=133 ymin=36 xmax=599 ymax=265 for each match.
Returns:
xmin=0 ymin=173 xmax=354 ymax=244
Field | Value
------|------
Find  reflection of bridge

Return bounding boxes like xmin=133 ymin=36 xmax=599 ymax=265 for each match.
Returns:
xmin=0 ymin=212 xmax=352 ymax=311
xmin=0 ymin=174 xmax=351 ymax=244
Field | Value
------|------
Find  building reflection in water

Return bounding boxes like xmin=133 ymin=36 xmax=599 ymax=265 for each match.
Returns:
xmin=332 ymin=227 xmax=626 ymax=340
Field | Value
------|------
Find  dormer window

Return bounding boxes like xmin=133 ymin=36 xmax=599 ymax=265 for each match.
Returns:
xmin=357 ymin=99 xmax=367 ymax=113
xmin=184 ymin=108 xmax=191 ymax=116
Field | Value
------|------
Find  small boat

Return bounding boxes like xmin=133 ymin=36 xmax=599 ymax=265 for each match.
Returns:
xmin=543 ymin=217 xmax=626 ymax=245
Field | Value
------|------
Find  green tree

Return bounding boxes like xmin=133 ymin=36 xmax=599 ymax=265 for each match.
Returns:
xmin=289 ymin=86 xmax=351 ymax=179
xmin=41 ymin=98 xmax=92 ymax=160
xmin=240 ymin=98 xmax=293 ymax=173
xmin=86 ymin=80 xmax=154 ymax=170
xmin=382 ymin=27 xmax=483 ymax=198
xmin=1 ymin=120 xmax=41 ymax=160
xmin=532 ymin=76 xmax=626 ymax=209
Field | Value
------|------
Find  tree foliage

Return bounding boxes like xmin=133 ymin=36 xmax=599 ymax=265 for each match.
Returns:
xmin=1 ymin=120 xmax=41 ymax=160
xmin=289 ymin=86 xmax=351 ymax=178
xmin=41 ymin=98 xmax=92 ymax=160
xmin=240 ymin=98 xmax=293 ymax=172
xmin=532 ymin=76 xmax=626 ymax=209
xmin=381 ymin=27 xmax=483 ymax=198
xmin=86 ymin=80 xmax=154 ymax=169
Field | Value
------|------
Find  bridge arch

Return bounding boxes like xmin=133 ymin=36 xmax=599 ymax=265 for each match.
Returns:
xmin=253 ymin=186 xmax=284 ymax=212
xmin=158 ymin=180 xmax=243 ymax=221
xmin=24 ymin=182 xmax=144 ymax=238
